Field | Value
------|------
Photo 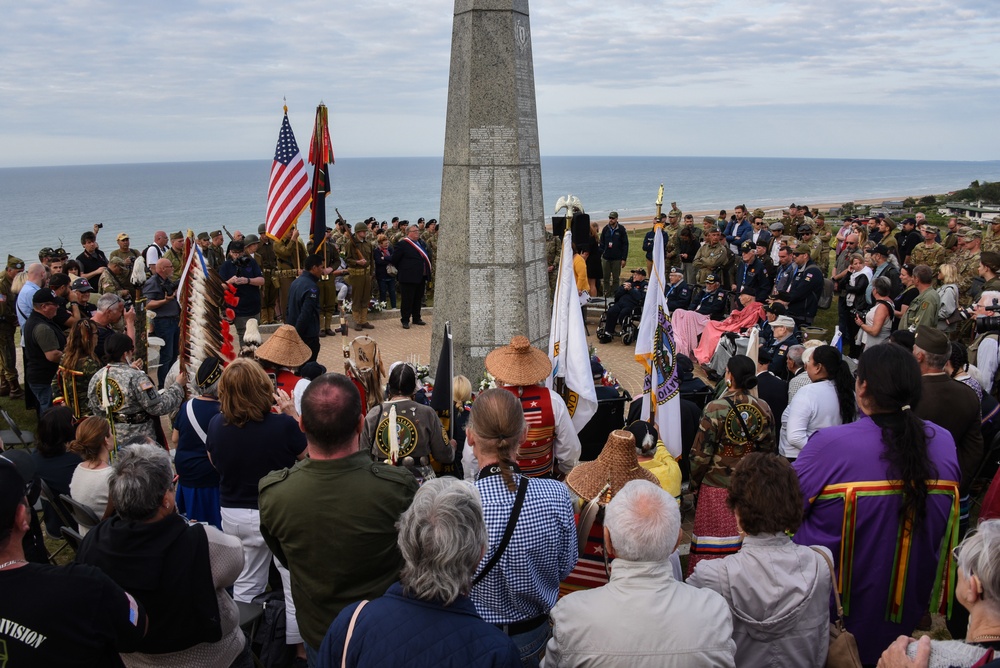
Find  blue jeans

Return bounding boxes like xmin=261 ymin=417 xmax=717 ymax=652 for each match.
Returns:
xmin=378 ymin=277 xmax=396 ymax=309
xmin=510 ymin=621 xmax=550 ymax=667
xmin=29 ymin=382 xmax=53 ymax=417
xmin=153 ymin=316 xmax=179 ymax=388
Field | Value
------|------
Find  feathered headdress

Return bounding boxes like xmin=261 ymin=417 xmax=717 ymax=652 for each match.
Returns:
xmin=177 ymin=233 xmax=238 ymax=396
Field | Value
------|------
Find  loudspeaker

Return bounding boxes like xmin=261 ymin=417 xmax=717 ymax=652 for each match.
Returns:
xmin=552 ymin=216 xmax=567 ymax=240
xmin=571 ymin=212 xmax=591 ymax=248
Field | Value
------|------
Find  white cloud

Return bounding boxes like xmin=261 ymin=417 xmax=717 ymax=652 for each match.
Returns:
xmin=0 ymin=0 xmax=997 ymax=166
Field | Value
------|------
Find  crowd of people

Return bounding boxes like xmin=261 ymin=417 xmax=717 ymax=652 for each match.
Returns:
xmin=2 ymin=205 xmax=1000 ymax=668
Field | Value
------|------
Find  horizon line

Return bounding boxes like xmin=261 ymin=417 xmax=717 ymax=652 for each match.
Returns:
xmin=3 ymin=155 xmax=999 ymax=171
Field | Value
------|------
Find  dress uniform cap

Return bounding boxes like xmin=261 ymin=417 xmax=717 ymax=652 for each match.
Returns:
xmin=914 ymin=325 xmax=949 ymax=355
xmin=6 ymin=256 xmax=24 ymax=271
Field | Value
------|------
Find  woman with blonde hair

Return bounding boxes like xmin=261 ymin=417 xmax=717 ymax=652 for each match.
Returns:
xmin=938 ymin=263 xmax=961 ymax=331
xmin=52 ymin=318 xmax=102 ymax=418
xmin=68 ymin=415 xmax=116 ymax=532
xmin=467 ymin=388 xmax=576 ymax=666
xmin=206 ymin=358 xmax=307 ymax=606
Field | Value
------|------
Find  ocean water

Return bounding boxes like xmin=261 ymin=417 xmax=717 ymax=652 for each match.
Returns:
xmin=1 ymin=156 xmax=998 ymax=264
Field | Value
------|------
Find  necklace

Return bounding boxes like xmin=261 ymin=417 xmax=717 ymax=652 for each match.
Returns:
xmin=0 ymin=559 xmax=26 ymax=570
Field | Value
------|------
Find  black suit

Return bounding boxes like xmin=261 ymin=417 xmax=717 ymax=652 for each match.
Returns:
xmin=390 ymin=237 xmax=432 ymax=325
xmin=756 ymin=371 xmax=789 ymax=428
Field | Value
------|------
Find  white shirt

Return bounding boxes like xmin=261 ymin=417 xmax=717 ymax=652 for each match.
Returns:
xmin=779 ymin=379 xmax=843 ymax=459
xmin=975 ymin=335 xmax=1000 ymax=393
xmin=145 ymin=244 xmax=166 ymax=268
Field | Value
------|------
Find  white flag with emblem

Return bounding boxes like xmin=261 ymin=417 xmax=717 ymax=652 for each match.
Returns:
xmin=547 ymin=231 xmax=598 ymax=431
xmin=634 ymin=220 xmax=683 ymax=458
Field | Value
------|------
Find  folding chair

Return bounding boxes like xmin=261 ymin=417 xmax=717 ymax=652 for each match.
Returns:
xmin=38 ymin=479 xmax=75 ymax=561
xmin=60 ymin=526 xmax=83 ymax=552
xmin=0 ymin=407 xmax=35 ymax=449
xmin=59 ymin=493 xmax=101 ymax=533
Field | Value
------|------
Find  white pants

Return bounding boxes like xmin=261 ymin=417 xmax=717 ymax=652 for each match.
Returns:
xmin=221 ymin=506 xmax=302 ymax=644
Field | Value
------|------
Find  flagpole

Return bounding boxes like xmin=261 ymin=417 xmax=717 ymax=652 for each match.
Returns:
xmin=448 ymin=321 xmax=454 ymax=442
xmin=648 ymin=184 xmax=665 ymax=432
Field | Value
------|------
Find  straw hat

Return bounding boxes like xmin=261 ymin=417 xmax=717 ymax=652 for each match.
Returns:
xmin=485 ymin=336 xmax=551 ymax=386
xmin=255 ymin=325 xmax=311 ymax=368
xmin=566 ymin=430 xmax=659 ymax=504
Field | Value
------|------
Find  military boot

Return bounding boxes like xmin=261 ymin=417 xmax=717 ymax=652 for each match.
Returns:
xmin=0 ymin=377 xmax=9 ymax=397
xmin=8 ymin=378 xmax=24 ymax=400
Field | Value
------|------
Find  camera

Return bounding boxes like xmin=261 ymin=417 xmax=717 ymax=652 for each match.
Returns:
xmin=235 ymin=255 xmax=251 ymax=267
xmin=96 ymin=223 xmax=103 ymax=229
xmin=977 ymin=299 xmax=1000 ymax=333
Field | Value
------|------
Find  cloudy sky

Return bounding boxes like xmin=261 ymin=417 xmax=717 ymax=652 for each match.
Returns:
xmin=1 ymin=0 xmax=997 ymax=168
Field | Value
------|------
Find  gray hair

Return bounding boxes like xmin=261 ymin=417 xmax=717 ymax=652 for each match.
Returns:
xmin=397 ymin=478 xmax=487 ymax=606
xmin=914 ymin=345 xmax=949 ymax=371
xmin=604 ymin=480 xmax=680 ymax=562
xmin=787 ymin=344 xmax=806 ymax=368
xmin=108 ymin=442 xmax=174 ymax=521
xmin=406 ymin=224 xmax=419 ymax=234
xmin=872 ymin=276 xmax=892 ymax=297
xmin=979 ymin=291 xmax=1000 ymax=309
xmin=957 ymin=519 xmax=1000 ymax=614
xmin=96 ymin=293 xmax=124 ymax=313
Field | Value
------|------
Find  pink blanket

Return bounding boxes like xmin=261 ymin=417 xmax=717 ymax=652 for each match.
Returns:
xmin=671 ymin=310 xmax=710 ymax=359
xmin=694 ymin=302 xmax=766 ymax=364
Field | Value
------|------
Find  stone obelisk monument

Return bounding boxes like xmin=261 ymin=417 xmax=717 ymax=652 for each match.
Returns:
xmin=433 ymin=0 xmax=549 ymax=380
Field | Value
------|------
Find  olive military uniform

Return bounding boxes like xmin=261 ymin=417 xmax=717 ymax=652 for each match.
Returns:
xmin=258 ymin=452 xmax=418 ymax=649
xmin=345 ymin=226 xmax=375 ymax=328
xmin=273 ymin=231 xmax=308 ymax=322
xmin=692 ymin=241 xmax=729 ymax=284
xmin=254 ymin=231 xmax=279 ymax=324
xmin=0 ymin=257 xmax=25 ymax=396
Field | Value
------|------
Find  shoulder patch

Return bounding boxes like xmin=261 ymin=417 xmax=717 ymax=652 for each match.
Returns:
xmin=370 ymin=463 xmax=420 ymax=489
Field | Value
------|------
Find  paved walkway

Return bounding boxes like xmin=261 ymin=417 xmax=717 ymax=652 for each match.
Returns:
xmin=312 ymin=307 xmax=647 ymax=396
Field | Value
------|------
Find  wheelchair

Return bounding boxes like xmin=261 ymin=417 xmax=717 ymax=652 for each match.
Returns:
xmin=596 ymin=300 xmax=643 ymax=345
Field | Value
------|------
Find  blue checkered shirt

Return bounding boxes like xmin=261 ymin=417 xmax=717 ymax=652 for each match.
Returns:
xmin=471 ymin=472 xmax=578 ymax=624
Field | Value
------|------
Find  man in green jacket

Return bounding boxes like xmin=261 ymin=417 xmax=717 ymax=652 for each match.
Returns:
xmin=903 ymin=264 xmax=941 ymax=331
xmin=259 ymin=374 xmax=418 ymax=659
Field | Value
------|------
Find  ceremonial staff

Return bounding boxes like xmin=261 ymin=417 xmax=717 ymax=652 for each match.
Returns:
xmin=649 ymin=183 xmax=664 ymax=432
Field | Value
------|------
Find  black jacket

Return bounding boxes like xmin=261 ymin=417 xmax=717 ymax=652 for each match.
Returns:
xmin=389 ymin=238 xmax=432 ymax=284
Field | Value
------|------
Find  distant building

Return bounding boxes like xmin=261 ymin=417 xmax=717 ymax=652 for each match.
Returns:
xmin=938 ymin=201 xmax=1000 ymax=223
xmin=828 ymin=207 xmax=843 ymax=216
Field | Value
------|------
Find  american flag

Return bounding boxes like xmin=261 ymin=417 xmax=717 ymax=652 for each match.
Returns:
xmin=265 ymin=113 xmax=311 ymax=240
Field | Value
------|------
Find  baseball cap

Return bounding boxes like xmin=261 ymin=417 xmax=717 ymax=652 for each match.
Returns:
xmin=116 ymin=233 xmax=129 ymax=242
xmin=792 ymin=246 xmax=811 ymax=256
xmin=871 ymin=244 xmax=890 ymax=257
xmin=108 ymin=256 xmax=127 ymax=267
xmin=772 ymin=315 xmax=796 ymax=328
xmin=609 ymin=211 xmax=619 ymax=219
xmin=705 ymin=273 xmax=719 ymax=284
xmin=32 ymin=288 xmax=58 ymax=305
xmin=71 ymin=277 xmax=94 ymax=293
xmin=669 ymin=266 xmax=682 ymax=275
xmin=740 ymin=240 xmax=755 ymax=253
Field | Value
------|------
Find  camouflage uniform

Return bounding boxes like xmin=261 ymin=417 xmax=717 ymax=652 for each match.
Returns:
xmin=424 ymin=229 xmax=438 ymax=300
xmin=0 ymin=262 xmax=24 ymax=395
xmin=98 ymin=265 xmax=132 ymax=299
xmin=957 ymin=250 xmax=981 ymax=307
xmin=87 ymin=363 xmax=185 ymax=446
xmin=255 ymin=235 xmax=279 ymax=324
xmin=664 ymin=222 xmax=682 ymax=267
xmin=692 ymin=241 xmax=729 ymax=284
xmin=984 ymin=225 xmax=1000 ymax=255
xmin=689 ymin=390 xmax=776 ymax=493
xmin=910 ymin=242 xmax=947 ymax=272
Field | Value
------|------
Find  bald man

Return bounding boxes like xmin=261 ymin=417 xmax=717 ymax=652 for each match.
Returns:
xmin=142 ymin=258 xmax=180 ymax=387
xmin=16 ymin=263 xmax=48 ymax=346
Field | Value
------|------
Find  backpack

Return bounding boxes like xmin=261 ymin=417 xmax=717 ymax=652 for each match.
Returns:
xmin=818 ymin=278 xmax=835 ymax=310
xmin=250 ymin=590 xmax=295 ymax=668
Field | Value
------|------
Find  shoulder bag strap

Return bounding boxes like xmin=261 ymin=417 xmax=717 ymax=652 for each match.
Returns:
xmin=185 ymin=400 xmax=209 ymax=444
xmin=809 ymin=546 xmax=847 ymax=629
xmin=724 ymin=397 xmax=753 ymax=447
xmin=341 ymin=599 xmax=369 ymax=668
xmin=472 ymin=475 xmax=529 ymax=586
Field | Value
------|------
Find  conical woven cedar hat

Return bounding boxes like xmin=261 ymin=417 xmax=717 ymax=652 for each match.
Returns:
xmin=255 ymin=325 xmax=312 ymax=369
xmin=566 ymin=430 xmax=660 ymax=504
xmin=485 ymin=336 xmax=551 ymax=386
